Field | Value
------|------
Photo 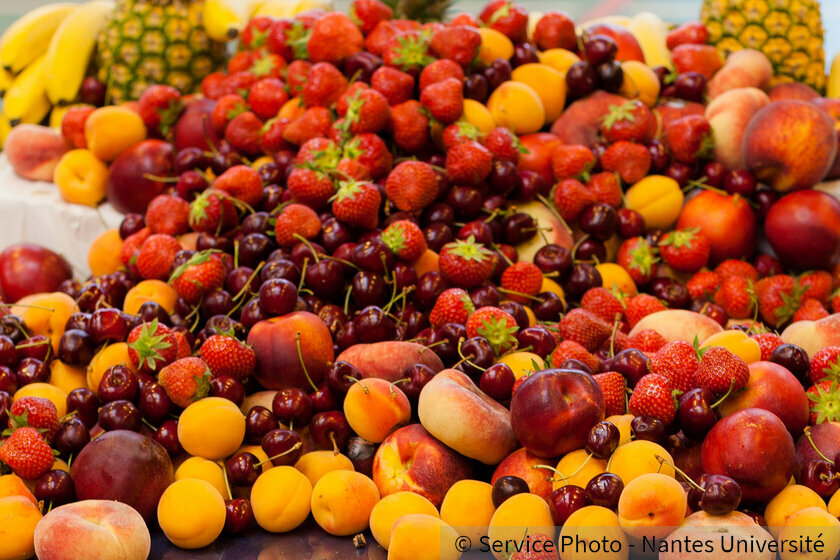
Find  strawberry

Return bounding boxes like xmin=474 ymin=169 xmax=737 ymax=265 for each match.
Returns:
xmin=331 ymin=181 xmax=382 ymax=230
xmin=382 ymin=30 xmax=434 ymax=73
xmin=466 ymin=306 xmax=518 ymax=354
xmin=593 ymin=371 xmax=627 ymax=416
xmin=429 ymin=25 xmax=482 ymax=67
xmin=581 ymin=287 xmax=624 ymax=323
xmin=550 ymin=144 xmax=595 ymax=180
xmin=587 ymin=172 xmax=622 ymax=208
xmin=551 ymin=340 xmax=599 ymax=373
xmin=479 ymin=0 xmax=529 ymax=43
xmin=713 ymin=276 xmax=755 ymax=319
xmin=371 ymin=66 xmax=415 ymax=106
xmin=366 ymin=20 xmax=419 ymax=56
xmin=158 ymin=357 xmax=213 ymax=408
xmin=438 ymin=235 xmax=495 ymax=288
xmin=430 ymin=288 xmax=475 ymax=327
xmin=6 ymin=396 xmax=59 ymax=443
xmin=485 ymin=127 xmax=526 ymax=163
xmin=302 ymin=62 xmax=349 ymax=108
xmin=666 ymin=22 xmax=709 ymax=49
xmin=446 ymin=141 xmax=492 ymax=185
xmin=715 ymin=259 xmax=758 ymax=281
xmin=306 ymin=12 xmax=364 ymax=64
xmin=831 ymin=289 xmax=840 ymax=314
xmin=60 ymin=104 xmax=95 ymax=149
xmin=687 ymin=270 xmax=721 ymax=300
xmin=650 ymin=340 xmax=699 ymax=392
xmin=283 ymin=107 xmax=332 ymax=146
xmin=189 ymin=190 xmax=237 ymax=234
xmin=225 ymin=110 xmax=263 ymax=156
xmin=552 ymin=178 xmax=596 ymax=222
xmin=799 ymin=271 xmax=833 ymax=304
xmin=341 ymin=133 xmax=393 ymax=180
xmin=754 ymin=253 xmax=784 ymax=278
xmin=600 ymin=141 xmax=651 ymax=184
xmin=806 ymin=380 xmax=840 ymax=424
xmin=658 ymin=228 xmax=710 ymax=273
xmin=275 ymin=203 xmax=322 ymax=247
xmin=420 ymin=77 xmax=464 ymax=124
xmin=248 ymin=52 xmax=287 ymax=80
xmin=170 ymin=251 xmax=226 ymax=305
xmin=389 ymin=99 xmax=430 ymax=153
xmin=240 ymin=15 xmax=274 ymax=50
xmin=349 ymin=0 xmax=392 ymax=34
xmin=145 ymin=194 xmax=190 ymax=236
xmin=222 ymin=71 xmax=256 ymax=98
xmin=338 ymin=87 xmax=391 ymax=135
xmin=793 ymin=298 xmax=829 ymax=322
xmin=671 ymin=44 xmax=723 ymax=80
xmin=557 ymin=308 xmax=611 ymax=352
xmin=695 ymin=346 xmax=749 ymax=395
xmin=287 ymin=166 xmax=336 ymax=209
xmin=214 ymin=165 xmax=264 ymax=207
xmin=260 ymin=117 xmax=293 ymax=154
xmin=600 ymin=100 xmax=655 ymax=144
xmin=754 ymin=275 xmax=803 ymax=327
xmin=128 ymin=319 xmax=178 ymax=373
xmin=533 ymin=11 xmax=576 ymax=51
xmin=501 ymin=262 xmax=543 ymax=303
xmin=120 ymin=227 xmax=150 ymax=266
xmin=626 ymin=329 xmax=667 ymax=355
xmin=509 ymin=533 xmax=559 ymax=560
xmin=381 ymin=220 xmax=427 ymax=262
xmin=199 ymin=334 xmax=256 ymax=380
xmin=616 ymin=237 xmax=659 ymax=286
xmin=136 ymin=234 xmax=181 ymax=281
xmin=211 ymin=94 xmax=248 ymax=133
xmin=664 ymin=114 xmax=714 ymax=164
xmin=296 ymin=137 xmax=341 ymax=167
xmin=137 ymin=85 xmax=183 ymax=136
xmin=419 ymin=59 xmax=465 ymax=92
xmin=750 ymin=332 xmax=784 ymax=361
xmin=201 ymin=71 xmax=227 ymax=100
xmin=248 ymin=78 xmax=289 ymax=120
xmin=442 ymin=121 xmax=482 ymax=150
xmin=286 ymin=60 xmax=312 ymax=96
xmin=624 ymin=294 xmax=667 ymax=328
xmin=173 ymin=331 xmax=193 ymax=359
xmin=629 ymin=373 xmax=677 ymax=425
xmin=808 ymin=346 xmax=840 ymax=384
xmin=0 ymin=427 xmax=54 ymax=480
xmin=227 ymin=51 xmax=253 ymax=74
xmin=385 ymin=160 xmax=437 ymax=212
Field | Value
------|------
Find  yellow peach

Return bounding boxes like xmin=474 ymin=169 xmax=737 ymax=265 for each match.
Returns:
xmin=487 ymin=493 xmax=555 ymax=560
xmin=251 ymin=466 xmax=313 ymax=533
xmin=388 ymin=514 xmax=461 ymax=560
xmin=440 ymin=479 xmax=494 ymax=543
xmin=618 ymin=472 xmax=686 ymax=540
xmin=343 ymin=377 xmax=411 ymax=443
xmin=371 ymin=491 xmax=440 ymax=550
xmin=295 ymin=450 xmax=354 ymax=487
xmin=178 ymin=397 xmax=246 ymax=460
xmin=477 ymin=28 xmax=514 ymax=65
xmin=157 ymin=478 xmax=226 ymax=549
xmin=0 ymin=495 xmax=42 ymax=560
xmin=53 ymin=149 xmax=108 ymax=207
xmin=49 ymin=360 xmax=87 ymax=394
xmin=311 ymin=470 xmax=380 ymax=536
xmin=553 ymin=449 xmax=607 ymax=490
xmin=559 ymin=505 xmax=629 ymax=560
xmin=511 ymin=63 xmax=566 ymax=123
xmin=86 ymin=342 xmax=134 ymax=391
xmin=700 ymin=330 xmax=762 ymax=364
xmin=605 ymin=414 xmax=634 ymax=446
xmin=123 ymin=279 xmax=178 ymax=315
xmin=487 ymin=81 xmax=545 ymax=135
xmin=624 ymin=175 xmax=684 ymax=230
xmin=11 ymin=292 xmax=77 ymax=353
xmin=84 ymin=106 xmax=147 ymax=162
xmin=0 ymin=475 xmax=37 ymax=506
xmin=829 ymin=489 xmax=840 ymax=518
xmin=765 ymin=484 xmax=827 ymax=538
xmin=538 ymin=48 xmax=581 ymax=75
xmin=778 ymin=506 xmax=840 ymax=560
xmin=499 ymin=351 xmax=545 ymax=379
xmin=13 ymin=383 xmax=67 ymax=417
xmin=619 ymin=60 xmax=661 ymax=107
xmin=608 ymin=439 xmax=674 ymax=485
xmin=462 ymin=99 xmax=495 ymax=135
xmin=596 ymin=263 xmax=638 ymax=298
xmin=87 ymin=229 xmax=124 ymax=277
xmin=174 ymin=456 xmax=227 ymax=499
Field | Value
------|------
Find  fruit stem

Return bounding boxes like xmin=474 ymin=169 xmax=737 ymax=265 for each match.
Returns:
xmin=456 ymin=337 xmax=486 ymax=373
xmin=803 ymin=427 xmax=835 ymax=464
xmin=219 ymin=460 xmax=234 ymax=501
xmin=497 ymin=287 xmax=542 ymax=302
xmin=330 ymin=432 xmax=339 ymax=456
xmin=535 ymin=193 xmax=572 ymax=235
xmin=0 ymin=303 xmax=55 ymax=312
xmin=348 ymin=377 xmax=369 ymax=394
xmin=293 ymin=234 xmax=320 ymax=263
xmin=710 ymin=378 xmax=735 ymax=408
xmin=232 ymin=261 xmax=265 ymax=303
xmin=295 ymin=331 xmax=319 ymax=392
xmin=655 ymin=454 xmax=703 ymax=492
xmin=256 ymin=441 xmax=303 ymax=467
xmin=298 ymin=258 xmax=309 ymax=292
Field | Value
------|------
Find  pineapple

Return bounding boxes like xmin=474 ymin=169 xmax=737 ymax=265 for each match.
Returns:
xmin=384 ymin=0 xmax=453 ymax=22
xmin=701 ymin=0 xmax=826 ymax=92
xmin=96 ymin=0 xmax=226 ymax=104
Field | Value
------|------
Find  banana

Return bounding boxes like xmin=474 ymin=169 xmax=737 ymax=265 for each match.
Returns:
xmin=49 ymin=104 xmax=74 ymax=130
xmin=248 ymin=0 xmax=298 ymax=19
xmin=43 ymin=0 xmax=114 ymax=106
xmin=0 ymin=3 xmax=77 ymax=74
xmin=3 ymin=54 xmax=50 ymax=126
xmin=627 ymin=12 xmax=672 ymax=69
xmin=0 ymin=67 xmax=13 ymax=97
xmin=828 ymin=50 xmax=840 ymax=99
xmin=203 ymin=0 xmax=248 ymax=42
xmin=578 ymin=15 xmax=633 ymax=33
xmin=0 ymin=112 xmax=12 ymax=149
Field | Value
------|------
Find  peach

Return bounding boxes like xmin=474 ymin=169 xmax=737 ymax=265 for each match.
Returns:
xmin=608 ymin=439 xmax=675 ymax=485
xmin=619 ymin=60 xmax=660 ymax=107
xmin=251 ymin=466 xmax=313 ymax=533
xmin=440 ymin=479 xmax=495 ymax=542
xmin=0 ymin=474 xmax=37 ymax=506
xmin=606 ymin=414 xmax=634 ymax=446
xmin=34 ymin=500 xmax=150 ymax=560
xmin=769 ymin=82 xmax=820 ymax=102
xmin=388 ymin=514 xmax=461 ymax=560
xmin=624 ymin=175 xmax=684 ymax=230
xmin=53 ymin=149 xmax=108 ymax=207
xmin=336 ymin=341 xmax=444 ymax=383
xmin=707 ymin=49 xmax=773 ymax=99
xmin=511 ymin=63 xmax=566 ymax=123
xmin=370 ymin=491 xmax=439 ymax=550
xmin=705 ymin=87 xmax=771 ymax=170
xmin=764 ymin=484 xmax=826 ymax=537
xmin=661 ymin=511 xmax=774 ymax=560
xmin=174 ymin=456 xmax=227 ymax=499
xmin=552 ymin=448 xmax=607 ymax=490
xmin=491 ymin=448 xmax=553 ymax=502
xmin=157 ymin=478 xmax=226 ymax=549
xmin=781 ymin=314 xmax=840 ymax=359
xmin=550 ymin=91 xmax=627 ymax=146
xmin=498 ymin=351 xmax=545 ymax=379
xmin=418 ymin=369 xmax=517 ymax=465
xmin=700 ymin=330 xmax=761 ymax=363
xmin=628 ymin=309 xmax=723 ymax=344
xmin=487 ymin=81 xmax=545 ymax=134
xmin=618 ymin=472 xmax=686 ymax=540
xmin=777 ymin=506 xmax=840 ymax=560
xmin=84 ymin=106 xmax=147 ymax=162
xmin=513 ymin=200 xmax=574 ymax=264
xmin=487 ymin=493 xmax=555 ymax=560
xmin=373 ymin=424 xmax=473 ymax=508
xmin=294 ymin=450 xmax=354 ymax=486
xmin=477 ymin=28 xmax=514 ymax=65
xmin=3 ymin=124 xmax=69 ymax=182
xmin=559 ymin=505 xmax=628 ymax=560
xmin=48 ymin=360 xmax=87 ymax=395
xmin=11 ymin=292 xmax=77 ymax=354
xmin=310 ymin=470 xmax=379 ymax=536
xmin=177 ymin=397 xmax=246 ymax=460
xmin=123 ymin=279 xmax=178 ymax=315
xmin=86 ymin=343 xmax=134 ymax=391
xmin=13 ymin=383 xmax=67 ymax=417
xmin=344 ymin=377 xmax=411 ymax=443
xmin=0 ymin=495 xmax=43 ymax=560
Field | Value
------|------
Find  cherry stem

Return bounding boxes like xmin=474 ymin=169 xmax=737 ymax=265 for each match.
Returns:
xmin=293 ymin=234 xmax=320 ymax=263
xmin=710 ymin=378 xmax=736 ymax=409
xmin=496 ymin=287 xmax=541 ymax=302
xmin=803 ymin=426 xmax=835 ymax=464
xmin=219 ymin=459 xmax=234 ymax=501
xmin=295 ymin=331 xmax=318 ymax=392
xmin=0 ymin=303 xmax=55 ymax=312
xmin=256 ymin=441 xmax=303 ymax=467
xmin=348 ymin=377 xmax=369 ymax=394
xmin=330 ymin=432 xmax=339 ymax=456
xmin=14 ymin=339 xmax=48 ymax=349
xmin=492 ymin=243 xmax=514 ymax=266
xmin=232 ymin=261 xmax=265 ymax=303
xmin=456 ymin=337 xmax=486 ymax=373
xmin=535 ymin=193 xmax=572 ymax=235
xmin=655 ymin=454 xmax=704 ymax=492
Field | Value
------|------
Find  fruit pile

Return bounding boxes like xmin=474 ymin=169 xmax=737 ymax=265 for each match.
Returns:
xmin=1 ymin=0 xmax=840 ymax=559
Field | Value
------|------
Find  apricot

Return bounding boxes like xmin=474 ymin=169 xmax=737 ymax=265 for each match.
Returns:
xmin=412 ymin=249 xmax=440 ymax=277
xmin=596 ymin=263 xmax=638 ymax=297
xmin=344 ymin=377 xmax=411 ymax=443
xmin=123 ymin=279 xmax=178 ymax=315
xmin=618 ymin=472 xmax=687 ymax=540
xmin=174 ymin=456 xmax=227 ymax=499
xmin=84 ymin=106 xmax=147 ymax=162
xmin=311 ymin=470 xmax=380 ymax=536
xmin=605 ymin=414 xmax=634 ymax=446
xmin=251 ymin=466 xmax=312 ymax=533
xmin=608 ymin=439 xmax=675 ymax=484
xmin=487 ymin=81 xmax=545 ymax=135
xmin=499 ymin=351 xmax=545 ymax=379
xmin=0 ymin=495 xmax=42 ymax=560
xmin=87 ymin=229 xmax=124 ymax=277
xmin=559 ymin=505 xmax=629 ymax=560
xmin=765 ymin=484 xmax=826 ymax=538
xmin=778 ymin=506 xmax=840 ymax=560
xmin=619 ymin=60 xmax=660 ymax=107
xmin=0 ymin=475 xmax=37 ymax=506
xmin=440 ymin=479 xmax=495 ymax=543
xmin=278 ymin=96 xmax=305 ymax=121
xmin=624 ymin=175 xmax=684 ymax=230
xmin=700 ymin=330 xmax=762 ymax=364
xmin=51 ymin=458 xmax=69 ymax=473
xmin=370 ymin=491 xmax=439 ymax=550
xmin=177 ymin=397 xmax=246 ymax=460
xmin=540 ymin=277 xmax=566 ymax=303
xmin=13 ymin=383 xmax=67 ymax=417
xmin=86 ymin=342 xmax=134 ymax=391
xmin=388 ymin=514 xmax=461 ymax=560
xmin=487 ymin=493 xmax=555 ymax=560
xmin=553 ymin=449 xmax=607 ymax=490
xmin=11 ymin=292 xmax=77 ymax=353
xmin=538 ymin=48 xmax=581 ymax=75
xmin=295 ymin=450 xmax=354 ymax=486
xmin=49 ymin=360 xmax=87 ymax=394
xmin=54 ymin=149 xmax=108 ymax=207
xmin=477 ymin=28 xmax=514 ymax=65
xmin=511 ymin=63 xmax=566 ymax=123
xmin=829 ymin=489 xmax=840 ymax=518
xmin=157 ymin=478 xmax=226 ymax=549
xmin=462 ymin=99 xmax=495 ymax=135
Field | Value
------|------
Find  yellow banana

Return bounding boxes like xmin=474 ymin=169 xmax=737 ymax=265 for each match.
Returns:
xmin=0 ymin=67 xmax=14 ymax=96
xmin=0 ymin=112 xmax=12 ymax=149
xmin=3 ymin=54 xmax=50 ymax=126
xmin=828 ymin=50 xmax=840 ymax=99
xmin=203 ymin=0 xmax=248 ymax=42
xmin=49 ymin=104 xmax=74 ymax=130
xmin=578 ymin=15 xmax=633 ymax=33
xmin=0 ymin=3 xmax=77 ymax=74
xmin=627 ymin=12 xmax=672 ymax=69
xmin=249 ymin=0 xmax=298 ymax=19
xmin=43 ymin=0 xmax=115 ymax=106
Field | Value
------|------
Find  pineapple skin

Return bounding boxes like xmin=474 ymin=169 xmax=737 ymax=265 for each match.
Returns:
xmin=96 ymin=0 xmax=226 ymax=104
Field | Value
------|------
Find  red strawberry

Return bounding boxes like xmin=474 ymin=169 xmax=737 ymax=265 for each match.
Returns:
xmin=337 ymin=87 xmax=391 ymax=135
xmin=658 ymin=228 xmax=710 ymax=273
xmin=260 ymin=117 xmax=293 ymax=154
xmin=429 ymin=25 xmax=482 ymax=67
xmin=199 ymin=334 xmax=256 ymax=380
xmin=671 ymin=44 xmax=723 ymax=80
xmin=274 ymin=203 xmax=322 ymax=247
xmin=145 ymin=194 xmax=190 ymax=236
xmin=60 ymin=104 xmax=95 ymax=148
xmin=552 ymin=178 xmax=596 ymax=222
xmin=754 ymin=275 xmax=803 ymax=327
xmin=550 ymin=144 xmax=595 ymax=180
xmin=420 ymin=77 xmax=464 ymax=124
xmin=214 ymin=165 xmax=264 ymax=207
xmin=557 ymin=308 xmax=611 ymax=352
xmin=227 ymin=51 xmax=253 ymax=74
xmin=664 ymin=114 xmax=714 ymax=164
xmin=201 ymin=71 xmax=227 ymax=100
xmin=287 ymin=166 xmax=336 ymax=209
xmin=587 ymin=172 xmax=622 ymax=208
xmin=7 ymin=396 xmax=59 ymax=443
xmin=551 ymin=339 xmax=598 ymax=371
xmin=581 ymin=287 xmax=624 ymax=323
xmin=750 ymin=332 xmax=784 ymax=361
xmin=624 ymin=294 xmax=667 ymax=328
xmin=120 ymin=227 xmax=150 ymax=266
xmin=806 ymin=380 xmax=840 ymax=424
xmin=170 ymin=251 xmax=226 ymax=305
xmin=650 ymin=340 xmax=699 ymax=392
xmin=307 ymin=12 xmax=364 ymax=64
xmin=286 ymin=60 xmax=312 ymax=96
xmin=331 ymin=180 xmax=382 ymax=230
xmin=283 ymin=107 xmax=332 ymax=146
xmin=830 ymin=289 xmax=840 ymax=314
xmin=808 ymin=346 xmax=840 ymax=384
xmin=715 ymin=259 xmax=758 ymax=281
xmin=222 ymin=71 xmax=256 ymax=98
xmin=127 ymin=319 xmax=178 ymax=373
xmin=687 ymin=270 xmax=721 ymax=300
xmin=419 ymin=59 xmax=464 ymax=93
xmin=501 ymin=262 xmax=543 ymax=303
xmin=442 ymin=121 xmax=482 ymax=150
xmin=616 ymin=237 xmax=659 ymax=286
xmin=466 ymin=306 xmax=519 ymax=354
xmin=371 ymin=66 xmax=415 ymax=106
xmin=211 ymin=94 xmax=248 ymax=133
xmin=248 ymin=78 xmax=289 ymax=120
xmin=666 ymin=22 xmax=709 ymax=49
xmin=0 ymin=427 xmax=54 ymax=480
xmin=509 ymin=533 xmax=559 ymax=560
xmin=485 ymin=127 xmax=526 ymax=163
xmin=296 ymin=137 xmax=340 ymax=167
xmin=389 ymin=99 xmax=430 ymax=153
xmin=240 ymin=15 xmax=274 ymax=50
xmin=341 ymin=133 xmax=393 ymax=180
xmin=385 ymin=160 xmax=437 ymax=212
xmin=627 ymin=329 xmax=667 ymax=355
xmin=713 ymin=276 xmax=755 ymax=319
xmin=793 ymin=298 xmax=829 ymax=322
xmin=248 ymin=52 xmax=287 ymax=80
xmin=136 ymin=234 xmax=181 ymax=281
xmin=349 ymin=0 xmax=392 ymax=34
xmin=593 ymin=371 xmax=627 ymax=417
xmin=189 ymin=190 xmax=237 ymax=234
xmin=695 ymin=346 xmax=749 ymax=395
xmin=225 ymin=111 xmax=263 ymax=156
xmin=629 ymin=373 xmax=677 ymax=425
xmin=799 ymin=270 xmax=833 ymax=304
xmin=303 ymin=62 xmax=349 ymax=108
xmin=479 ymin=0 xmax=529 ymax=43
xmin=173 ymin=331 xmax=192 ymax=359
xmin=438 ymin=236 xmax=495 ymax=288
xmin=446 ymin=141 xmax=492 ymax=185
xmin=382 ymin=30 xmax=434 ymax=73
xmin=158 ymin=357 xmax=213 ymax=408
xmin=601 ymin=141 xmax=651 ymax=184
xmin=137 ymin=85 xmax=183 ymax=136
xmin=381 ymin=220 xmax=427 ymax=262
xmin=600 ymin=100 xmax=655 ymax=144
xmin=533 ymin=11 xmax=575 ymax=50
xmin=429 ymin=288 xmax=474 ymax=327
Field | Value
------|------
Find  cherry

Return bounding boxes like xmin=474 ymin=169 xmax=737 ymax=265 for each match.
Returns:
xmin=16 ymin=358 xmax=49 ymax=386
xmin=351 ymin=239 xmax=393 ymax=274
xmin=58 ymin=329 xmax=95 ymax=366
xmin=138 ymin=382 xmax=173 ymax=425
xmin=491 ymin=475 xmax=530 ymax=507
xmin=585 ymin=472 xmax=624 ymax=509
xmin=239 ymin=299 xmax=267 ymax=329
xmin=458 ymin=221 xmax=494 ymax=246
xmin=575 ymin=238 xmax=607 ymax=263
xmin=499 ymin=301 xmax=529 ymax=330
xmin=415 ymin=272 xmax=448 ymax=310
xmin=631 ymin=415 xmax=666 ymax=444
xmin=154 ymin=419 xmax=183 ymax=455
xmin=586 ymin=421 xmax=620 ymax=459
xmin=0 ymin=335 xmax=17 ymax=366
xmin=225 ymin=498 xmax=255 ymax=534
xmin=565 ymin=61 xmax=597 ymax=98
xmin=488 ymin=160 xmax=523 ymax=196
xmin=325 ymin=361 xmax=361 ymax=395
xmin=753 ymin=189 xmax=780 ymax=222
xmin=724 ymin=169 xmax=757 ymax=197
xmin=245 ymin=405 xmax=279 ymax=444
xmin=770 ymin=344 xmax=810 ymax=383
xmin=483 ymin=58 xmax=512 ymax=90
xmin=692 ymin=300 xmax=728 ymax=327
xmin=579 ymin=204 xmax=617 ymax=241
xmin=16 ymin=335 xmax=51 ymax=362
xmin=258 ymin=278 xmax=298 ymax=316
xmin=665 ymin=162 xmax=694 ymax=187
xmin=548 ymin=485 xmax=590 ymax=525
xmin=515 ymin=326 xmax=557 ymax=358
xmin=583 ymin=34 xmax=617 ymax=65
xmin=500 ymin=213 xmax=535 ymax=246
xmin=559 ymin=359 xmax=593 ymax=375
xmin=428 ymin=323 xmax=466 ymax=366
xmin=344 ymin=50 xmax=382 ymax=82
xmin=354 ymin=306 xmax=397 ymax=343
xmin=754 ymin=253 xmax=784 ymax=278
xmin=261 ymin=259 xmax=301 ymax=284
xmin=648 ymin=140 xmax=670 ymax=172
xmin=596 ymin=61 xmax=624 ymax=92
xmin=0 ymin=369 xmax=17 ymax=396
xmin=119 ymin=213 xmax=145 ymax=239
xmin=677 ymin=388 xmax=717 ymax=441
xmin=702 ymin=162 xmax=727 ymax=187
xmin=423 ymin=203 xmax=455 ymax=227
xmin=800 ymin=459 xmax=840 ymax=498
xmin=616 ymin=208 xmax=646 ymax=238
xmin=226 ymin=452 xmax=262 ymax=487
xmin=66 ymin=387 xmax=100 ymax=428
xmin=76 ymin=283 xmax=109 ymax=312
xmin=306 ymin=259 xmax=347 ymax=300
xmin=89 ymin=308 xmax=129 ymax=343
xmin=463 ymin=72 xmax=489 ymax=103
xmin=511 ymin=42 xmax=540 ymax=67
xmin=261 ymin=429 xmax=303 ymax=466
xmin=519 ymin=170 xmax=550 ymax=199
xmin=0 ymin=315 xmax=27 ymax=343
xmin=532 ymin=292 xmax=565 ymax=322
xmin=446 ymin=187 xmax=483 ymax=220
xmin=98 ymin=400 xmax=142 ymax=431
xmin=202 ymin=290 xmax=235 ymax=318
xmin=457 ymin=336 xmax=495 ymax=378
xmin=98 ymin=364 xmax=140 ymax=403
xmin=34 ymin=470 xmax=76 ymax=506
xmin=608 ymin=349 xmax=649 ymax=386
xmin=54 ymin=416 xmax=91 ymax=456
xmin=479 ymin=363 xmax=515 ymax=402
xmin=351 ymin=271 xmax=388 ymax=308
xmin=698 ymin=474 xmax=742 ymax=515
xmin=673 ymin=71 xmax=706 ymax=103
xmin=210 ymin=376 xmax=246 ymax=406
xmin=346 ymin=437 xmax=376 ymax=477
xmin=137 ymin=301 xmax=171 ymax=326
xmin=320 ymin=218 xmax=355 ymax=253
xmin=272 ymin=388 xmax=313 ymax=427
xmin=565 ymin=263 xmax=602 ymax=300
xmin=650 ymin=277 xmax=690 ymax=309
xmin=310 ymin=411 xmax=351 ymax=452
xmin=469 ymin=286 xmax=500 ymax=310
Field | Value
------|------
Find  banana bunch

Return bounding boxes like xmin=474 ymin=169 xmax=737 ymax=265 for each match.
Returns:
xmin=829 ymin=50 xmax=840 ymax=99
xmin=203 ymin=0 xmax=335 ymax=42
